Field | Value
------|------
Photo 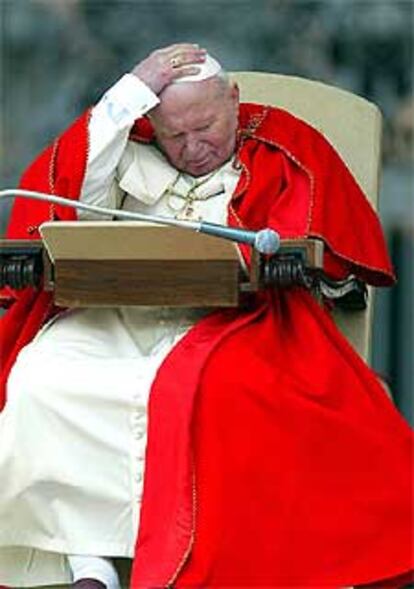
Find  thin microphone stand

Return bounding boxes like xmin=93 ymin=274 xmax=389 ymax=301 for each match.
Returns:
xmin=0 ymin=189 xmax=280 ymax=255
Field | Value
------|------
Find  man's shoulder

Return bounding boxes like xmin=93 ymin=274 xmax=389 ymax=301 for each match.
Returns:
xmin=239 ymin=102 xmax=322 ymax=147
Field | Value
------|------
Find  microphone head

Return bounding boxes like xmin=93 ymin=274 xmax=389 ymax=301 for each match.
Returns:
xmin=254 ymin=228 xmax=281 ymax=254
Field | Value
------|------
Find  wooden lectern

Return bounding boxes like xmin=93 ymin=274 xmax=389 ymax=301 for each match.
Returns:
xmin=37 ymin=220 xmax=325 ymax=308
xmin=39 ymin=221 xmax=244 ymax=308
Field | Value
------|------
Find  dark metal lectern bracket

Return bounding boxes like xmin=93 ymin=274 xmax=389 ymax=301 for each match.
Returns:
xmin=0 ymin=239 xmax=367 ymax=310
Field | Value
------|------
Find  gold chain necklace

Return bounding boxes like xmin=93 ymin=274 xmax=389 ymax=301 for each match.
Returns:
xmin=163 ymin=169 xmax=224 ymax=218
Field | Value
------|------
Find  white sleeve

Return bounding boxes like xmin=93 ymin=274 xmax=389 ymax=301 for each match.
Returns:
xmin=79 ymin=73 xmax=159 ymax=218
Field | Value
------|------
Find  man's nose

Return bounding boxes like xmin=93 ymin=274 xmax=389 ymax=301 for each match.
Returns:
xmin=184 ymin=133 xmax=201 ymax=155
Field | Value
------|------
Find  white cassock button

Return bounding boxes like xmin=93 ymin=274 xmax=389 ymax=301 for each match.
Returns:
xmin=135 ymin=428 xmax=145 ymax=440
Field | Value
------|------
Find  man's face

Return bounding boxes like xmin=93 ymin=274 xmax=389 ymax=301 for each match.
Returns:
xmin=150 ymin=78 xmax=240 ymax=177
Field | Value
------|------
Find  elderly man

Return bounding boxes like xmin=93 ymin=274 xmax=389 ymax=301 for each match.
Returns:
xmin=0 ymin=44 xmax=412 ymax=588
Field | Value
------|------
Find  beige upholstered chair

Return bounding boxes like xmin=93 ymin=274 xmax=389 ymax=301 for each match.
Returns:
xmin=231 ymin=71 xmax=383 ymax=363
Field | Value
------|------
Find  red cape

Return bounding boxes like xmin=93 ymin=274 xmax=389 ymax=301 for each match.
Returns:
xmin=1 ymin=104 xmax=412 ymax=587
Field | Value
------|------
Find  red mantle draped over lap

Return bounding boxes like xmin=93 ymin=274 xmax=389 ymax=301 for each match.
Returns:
xmin=133 ymin=293 xmax=413 ymax=587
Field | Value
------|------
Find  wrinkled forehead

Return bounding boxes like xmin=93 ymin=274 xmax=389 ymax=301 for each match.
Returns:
xmin=161 ymin=77 xmax=220 ymax=108
xmin=153 ymin=78 xmax=226 ymax=126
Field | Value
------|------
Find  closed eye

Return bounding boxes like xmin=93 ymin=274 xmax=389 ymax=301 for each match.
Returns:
xmin=168 ymin=131 xmax=185 ymax=140
xmin=196 ymin=124 xmax=211 ymax=132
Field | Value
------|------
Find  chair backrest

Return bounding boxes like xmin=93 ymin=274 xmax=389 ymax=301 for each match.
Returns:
xmin=230 ymin=71 xmax=383 ymax=362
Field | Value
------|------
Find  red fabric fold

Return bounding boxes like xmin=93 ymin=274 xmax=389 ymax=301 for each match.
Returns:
xmin=0 ymin=288 xmax=53 ymax=411
xmin=131 ymin=303 xmax=268 ymax=585
xmin=7 ymin=110 xmax=91 ymax=239
xmin=130 ymin=292 xmax=413 ymax=587
xmin=0 ymin=111 xmax=90 ymax=409
xmin=236 ymin=104 xmax=395 ymax=286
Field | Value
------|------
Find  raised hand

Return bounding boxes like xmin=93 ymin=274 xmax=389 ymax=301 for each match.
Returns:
xmin=131 ymin=43 xmax=207 ymax=95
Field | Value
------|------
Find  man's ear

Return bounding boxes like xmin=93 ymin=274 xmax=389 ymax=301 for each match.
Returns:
xmin=231 ymin=82 xmax=240 ymax=104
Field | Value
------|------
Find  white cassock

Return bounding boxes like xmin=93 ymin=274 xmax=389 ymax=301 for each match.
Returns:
xmin=0 ymin=74 xmax=241 ymax=587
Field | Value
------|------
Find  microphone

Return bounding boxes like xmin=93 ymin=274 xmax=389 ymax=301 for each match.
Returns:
xmin=0 ymin=189 xmax=280 ymax=255
xmin=198 ymin=222 xmax=280 ymax=254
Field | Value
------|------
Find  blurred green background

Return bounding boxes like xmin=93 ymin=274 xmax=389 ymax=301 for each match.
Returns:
xmin=0 ymin=0 xmax=413 ymax=423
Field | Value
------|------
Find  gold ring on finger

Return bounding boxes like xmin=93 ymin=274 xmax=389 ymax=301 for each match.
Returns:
xmin=170 ymin=56 xmax=181 ymax=68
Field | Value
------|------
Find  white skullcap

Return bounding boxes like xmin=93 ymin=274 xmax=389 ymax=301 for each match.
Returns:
xmin=173 ymin=53 xmax=222 ymax=84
